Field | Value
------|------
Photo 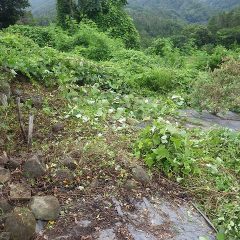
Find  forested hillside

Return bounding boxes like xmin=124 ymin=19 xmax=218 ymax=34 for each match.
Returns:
xmin=126 ymin=0 xmax=240 ymax=45
xmin=127 ymin=0 xmax=212 ymax=23
xmin=0 ymin=0 xmax=240 ymax=239
xmin=30 ymin=0 xmax=240 ymax=21
xmin=200 ymin=0 xmax=240 ymax=10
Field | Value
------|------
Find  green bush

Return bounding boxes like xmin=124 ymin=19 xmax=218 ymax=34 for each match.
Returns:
xmin=72 ymin=24 xmax=123 ymax=61
xmin=135 ymin=120 xmax=240 ymax=239
xmin=191 ymin=58 xmax=240 ymax=113
xmin=6 ymin=25 xmax=71 ymax=49
xmin=135 ymin=121 xmax=199 ymax=176
xmin=134 ymin=68 xmax=177 ymax=93
xmin=147 ymin=38 xmax=184 ymax=67
xmin=6 ymin=23 xmax=124 ymax=61
xmin=0 ymin=32 xmax=125 ymax=90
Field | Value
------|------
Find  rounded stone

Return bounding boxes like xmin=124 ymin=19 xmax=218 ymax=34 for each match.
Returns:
xmin=23 ymin=155 xmax=46 ymax=178
xmin=29 ymin=196 xmax=60 ymax=220
xmin=132 ymin=166 xmax=150 ymax=184
xmin=0 ymin=199 xmax=13 ymax=214
xmin=55 ymin=169 xmax=74 ymax=183
xmin=52 ymin=123 xmax=64 ymax=133
xmin=5 ymin=157 xmax=21 ymax=170
xmin=4 ymin=207 xmax=36 ymax=240
xmin=0 ymin=167 xmax=10 ymax=184
xmin=31 ymin=95 xmax=44 ymax=109
xmin=60 ymin=156 xmax=77 ymax=170
xmin=124 ymin=179 xmax=137 ymax=190
xmin=0 ymin=232 xmax=10 ymax=240
xmin=0 ymin=82 xmax=11 ymax=98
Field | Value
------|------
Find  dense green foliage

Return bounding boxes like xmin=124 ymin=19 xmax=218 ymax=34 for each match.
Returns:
xmin=92 ymin=1 xmax=140 ymax=49
xmin=54 ymin=0 xmax=140 ymax=48
xmin=0 ymin=0 xmax=30 ymax=28
xmin=135 ymin=120 xmax=240 ymax=239
xmin=56 ymin=0 xmax=72 ymax=29
xmin=1 ymin=1 xmax=240 ymax=238
xmin=192 ymin=59 xmax=240 ymax=113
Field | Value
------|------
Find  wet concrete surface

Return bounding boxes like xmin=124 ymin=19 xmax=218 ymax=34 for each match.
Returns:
xmin=177 ymin=109 xmax=240 ymax=131
xmin=41 ymin=195 xmax=216 ymax=240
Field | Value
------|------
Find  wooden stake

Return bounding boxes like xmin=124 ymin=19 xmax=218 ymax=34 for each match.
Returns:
xmin=16 ymin=97 xmax=27 ymax=142
xmin=28 ymin=115 xmax=34 ymax=149
xmin=0 ymin=93 xmax=8 ymax=106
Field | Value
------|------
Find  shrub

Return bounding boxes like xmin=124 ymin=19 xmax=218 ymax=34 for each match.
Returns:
xmin=0 ymin=32 xmax=124 ymax=90
xmin=6 ymin=23 xmax=124 ymax=61
xmin=135 ymin=121 xmax=199 ymax=177
xmin=6 ymin=25 xmax=71 ymax=49
xmin=72 ymin=24 xmax=123 ymax=61
xmin=134 ymin=68 xmax=178 ymax=93
xmin=147 ymin=38 xmax=184 ymax=67
xmin=191 ymin=58 xmax=240 ymax=113
xmin=135 ymin=120 xmax=240 ymax=239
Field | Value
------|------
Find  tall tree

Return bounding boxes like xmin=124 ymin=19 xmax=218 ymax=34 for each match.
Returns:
xmin=57 ymin=0 xmax=77 ymax=28
xmin=0 ymin=0 xmax=29 ymax=28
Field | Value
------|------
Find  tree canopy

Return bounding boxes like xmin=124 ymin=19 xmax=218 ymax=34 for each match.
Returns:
xmin=0 ymin=0 xmax=30 ymax=28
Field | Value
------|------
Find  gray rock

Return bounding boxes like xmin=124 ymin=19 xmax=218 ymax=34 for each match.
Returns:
xmin=11 ymin=89 xmax=22 ymax=97
xmin=5 ymin=207 xmax=36 ymax=240
xmin=0 ymin=154 xmax=8 ymax=166
xmin=23 ymin=155 xmax=46 ymax=178
xmin=0 ymin=139 xmax=4 ymax=148
xmin=35 ymin=220 xmax=47 ymax=233
xmin=52 ymin=123 xmax=64 ymax=133
xmin=136 ymin=120 xmax=153 ymax=130
xmin=0 ymin=167 xmax=11 ymax=184
xmin=0 ymin=82 xmax=11 ymax=98
xmin=60 ymin=156 xmax=77 ymax=170
xmin=70 ymin=149 xmax=83 ymax=159
xmin=6 ymin=157 xmax=21 ymax=170
xmin=55 ymin=169 xmax=74 ymax=183
xmin=98 ymin=228 xmax=116 ymax=240
xmin=0 ymin=94 xmax=8 ymax=106
xmin=30 ymin=196 xmax=60 ymax=220
xmin=52 ymin=236 xmax=72 ymax=240
xmin=0 ymin=232 xmax=10 ymax=240
xmin=0 ymin=199 xmax=13 ymax=214
xmin=132 ymin=166 xmax=150 ymax=184
xmin=9 ymin=183 xmax=31 ymax=200
xmin=124 ymin=179 xmax=137 ymax=190
xmin=31 ymin=95 xmax=44 ymax=109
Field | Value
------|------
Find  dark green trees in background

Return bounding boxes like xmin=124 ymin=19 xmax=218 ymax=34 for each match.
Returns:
xmin=0 ymin=0 xmax=30 ymax=28
xmin=168 ymin=7 xmax=240 ymax=49
xmin=56 ymin=0 xmax=74 ymax=29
